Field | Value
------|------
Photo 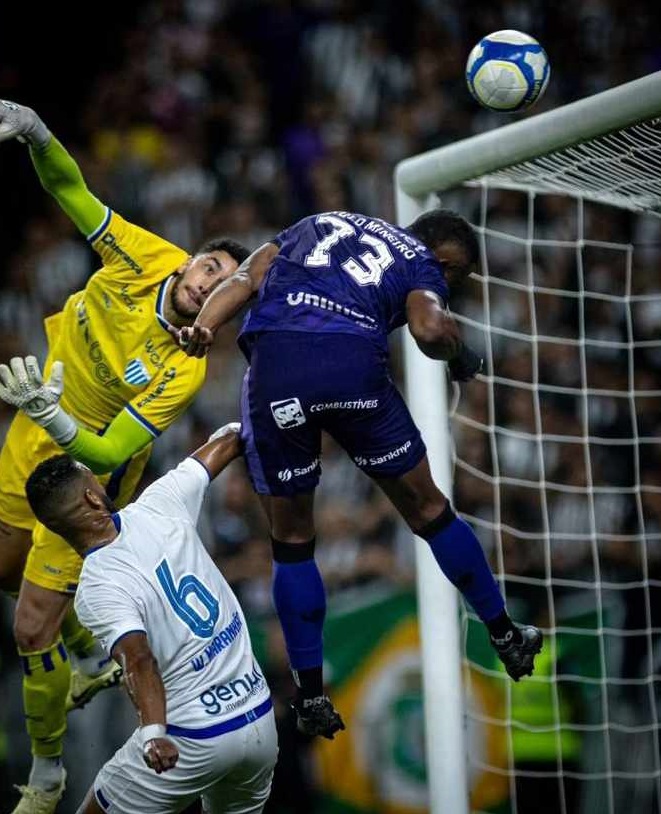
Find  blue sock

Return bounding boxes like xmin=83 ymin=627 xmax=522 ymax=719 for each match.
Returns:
xmin=419 ymin=506 xmax=505 ymax=623
xmin=271 ymin=539 xmax=326 ymax=672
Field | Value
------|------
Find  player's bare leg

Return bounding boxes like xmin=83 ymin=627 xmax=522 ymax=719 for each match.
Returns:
xmin=374 ymin=455 xmax=543 ymax=680
xmin=0 ymin=520 xmax=32 ymax=593
xmin=269 ymin=493 xmax=315 ymax=542
xmin=61 ymin=606 xmax=123 ymax=713
xmin=267 ymin=493 xmax=344 ymax=739
xmin=75 ymin=786 xmax=104 ymax=814
xmin=11 ymin=579 xmax=71 ymax=812
xmin=257 ymin=495 xmax=272 ymax=526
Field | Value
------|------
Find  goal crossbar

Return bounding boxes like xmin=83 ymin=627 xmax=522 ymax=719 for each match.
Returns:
xmin=396 ymin=71 xmax=661 ymax=213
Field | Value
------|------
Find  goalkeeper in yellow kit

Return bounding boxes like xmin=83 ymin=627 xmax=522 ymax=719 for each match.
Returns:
xmin=0 ymin=100 xmax=249 ymax=813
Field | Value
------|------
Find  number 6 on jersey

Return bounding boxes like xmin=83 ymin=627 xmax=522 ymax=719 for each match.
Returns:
xmin=155 ymin=558 xmax=220 ymax=638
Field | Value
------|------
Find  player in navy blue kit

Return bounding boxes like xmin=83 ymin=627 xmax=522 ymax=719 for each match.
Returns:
xmin=173 ymin=209 xmax=543 ymax=738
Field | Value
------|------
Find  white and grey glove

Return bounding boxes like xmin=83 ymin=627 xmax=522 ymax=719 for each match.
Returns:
xmin=0 ymin=357 xmax=77 ymax=444
xmin=0 ymin=100 xmax=51 ymax=148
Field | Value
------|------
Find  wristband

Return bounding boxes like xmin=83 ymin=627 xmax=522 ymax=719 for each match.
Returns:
xmin=140 ymin=724 xmax=167 ymax=746
xmin=46 ymin=407 xmax=78 ymax=445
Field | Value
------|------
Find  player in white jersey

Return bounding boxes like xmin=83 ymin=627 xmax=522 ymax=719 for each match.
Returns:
xmin=23 ymin=424 xmax=278 ymax=814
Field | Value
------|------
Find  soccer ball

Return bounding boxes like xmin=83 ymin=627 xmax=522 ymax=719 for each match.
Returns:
xmin=465 ymin=30 xmax=550 ymax=112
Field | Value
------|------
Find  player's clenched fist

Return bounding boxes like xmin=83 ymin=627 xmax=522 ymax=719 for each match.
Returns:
xmin=0 ymin=100 xmax=51 ymax=147
xmin=447 ymin=343 xmax=483 ymax=382
xmin=143 ymin=737 xmax=180 ymax=774
xmin=168 ymin=323 xmax=215 ymax=358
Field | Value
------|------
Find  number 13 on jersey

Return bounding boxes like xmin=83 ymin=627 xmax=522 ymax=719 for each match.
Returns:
xmin=305 ymin=213 xmax=394 ymax=286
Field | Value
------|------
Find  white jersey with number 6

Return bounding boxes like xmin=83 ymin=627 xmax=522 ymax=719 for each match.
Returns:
xmin=75 ymin=457 xmax=270 ymax=731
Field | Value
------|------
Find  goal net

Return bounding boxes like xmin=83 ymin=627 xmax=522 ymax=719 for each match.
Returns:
xmin=395 ymin=71 xmax=661 ymax=814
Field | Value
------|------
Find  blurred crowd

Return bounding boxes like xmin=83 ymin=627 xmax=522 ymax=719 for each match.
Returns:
xmin=0 ymin=0 xmax=660 ymax=811
xmin=449 ymin=187 xmax=661 ymax=812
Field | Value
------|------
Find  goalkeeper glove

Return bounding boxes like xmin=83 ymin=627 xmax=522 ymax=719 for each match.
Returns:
xmin=0 ymin=356 xmax=77 ymax=444
xmin=447 ymin=342 xmax=483 ymax=382
xmin=0 ymin=100 xmax=51 ymax=148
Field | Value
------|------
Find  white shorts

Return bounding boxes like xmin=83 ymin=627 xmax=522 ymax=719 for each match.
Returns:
xmin=92 ymin=701 xmax=278 ymax=814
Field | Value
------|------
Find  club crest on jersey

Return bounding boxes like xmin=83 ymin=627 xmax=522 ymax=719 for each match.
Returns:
xmin=270 ymin=397 xmax=306 ymax=429
xmin=124 ymin=358 xmax=152 ymax=386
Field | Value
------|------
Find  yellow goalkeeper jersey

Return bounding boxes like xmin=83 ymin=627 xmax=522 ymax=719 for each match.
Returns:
xmin=45 ymin=208 xmax=206 ymax=437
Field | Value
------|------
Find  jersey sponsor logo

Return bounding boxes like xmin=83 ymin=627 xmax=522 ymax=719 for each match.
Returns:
xmin=199 ymin=663 xmax=266 ymax=716
xmin=190 ymin=611 xmax=243 ymax=672
xmin=277 ymin=458 xmax=320 ymax=482
xmin=310 ymin=399 xmax=378 ymax=413
xmin=354 ymin=440 xmax=412 ymax=468
xmin=136 ymin=367 xmax=177 ymax=408
xmin=119 ymin=283 xmax=138 ymax=312
xmin=76 ymin=300 xmax=121 ymax=388
xmin=99 ymin=232 xmax=143 ymax=275
xmin=285 ymin=292 xmax=377 ymax=329
xmin=271 ymin=397 xmax=306 ymax=429
xmin=144 ymin=338 xmax=165 ymax=371
xmin=124 ymin=358 xmax=152 ymax=386
xmin=88 ymin=341 xmax=121 ymax=389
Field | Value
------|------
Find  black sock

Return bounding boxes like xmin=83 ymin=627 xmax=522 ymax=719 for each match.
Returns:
xmin=271 ymin=537 xmax=316 ymax=563
xmin=293 ymin=666 xmax=324 ymax=701
xmin=486 ymin=611 xmax=523 ymax=647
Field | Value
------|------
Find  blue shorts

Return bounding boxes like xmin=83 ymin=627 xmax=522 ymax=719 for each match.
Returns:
xmin=240 ymin=332 xmax=426 ymax=496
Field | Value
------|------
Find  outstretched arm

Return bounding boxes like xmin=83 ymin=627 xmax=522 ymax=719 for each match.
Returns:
xmin=172 ymin=242 xmax=280 ymax=357
xmin=30 ymin=137 xmax=106 ymax=237
xmin=0 ymin=357 xmax=153 ymax=474
xmin=0 ymin=351 xmax=207 ymax=474
xmin=134 ymin=423 xmax=241 ymax=524
xmin=0 ymin=100 xmax=106 ymax=237
xmin=191 ymin=422 xmax=242 ymax=480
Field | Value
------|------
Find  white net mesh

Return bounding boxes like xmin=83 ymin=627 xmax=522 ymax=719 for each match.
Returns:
xmin=443 ymin=182 xmax=661 ymax=814
xmin=475 ymin=119 xmax=661 ymax=216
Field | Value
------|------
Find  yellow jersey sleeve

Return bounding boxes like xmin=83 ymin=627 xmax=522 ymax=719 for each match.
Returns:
xmin=88 ymin=209 xmax=189 ymax=287
xmin=124 ymin=355 xmax=207 ymax=438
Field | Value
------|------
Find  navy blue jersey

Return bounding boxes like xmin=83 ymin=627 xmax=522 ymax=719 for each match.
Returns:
xmin=239 ymin=211 xmax=449 ymax=354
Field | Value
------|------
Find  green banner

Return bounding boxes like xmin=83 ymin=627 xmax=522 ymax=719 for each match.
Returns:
xmin=252 ymin=585 xmax=612 ymax=814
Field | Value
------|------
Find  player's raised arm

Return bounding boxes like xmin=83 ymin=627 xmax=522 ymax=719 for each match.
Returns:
xmin=406 ymin=289 xmax=483 ymax=381
xmin=0 ymin=357 xmax=153 ymax=473
xmin=0 ymin=100 xmax=106 ymax=237
xmin=136 ymin=422 xmax=242 ymax=529
xmin=112 ymin=632 xmax=179 ymax=775
xmin=191 ymin=422 xmax=242 ymax=480
xmin=173 ymin=242 xmax=280 ymax=357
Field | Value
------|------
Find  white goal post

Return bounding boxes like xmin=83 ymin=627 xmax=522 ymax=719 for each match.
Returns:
xmin=395 ymin=71 xmax=661 ymax=814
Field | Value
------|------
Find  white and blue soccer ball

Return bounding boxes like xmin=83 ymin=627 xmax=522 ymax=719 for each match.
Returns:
xmin=466 ymin=30 xmax=550 ymax=112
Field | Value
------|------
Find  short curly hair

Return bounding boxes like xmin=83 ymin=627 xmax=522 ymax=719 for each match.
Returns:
xmin=406 ymin=208 xmax=479 ymax=266
xmin=25 ymin=454 xmax=85 ymax=528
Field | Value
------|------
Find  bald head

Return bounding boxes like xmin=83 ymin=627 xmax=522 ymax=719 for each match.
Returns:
xmin=25 ymin=454 xmax=115 ymax=544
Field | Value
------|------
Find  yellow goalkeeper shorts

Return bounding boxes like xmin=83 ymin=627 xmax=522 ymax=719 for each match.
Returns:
xmin=0 ymin=411 xmax=151 ymax=593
